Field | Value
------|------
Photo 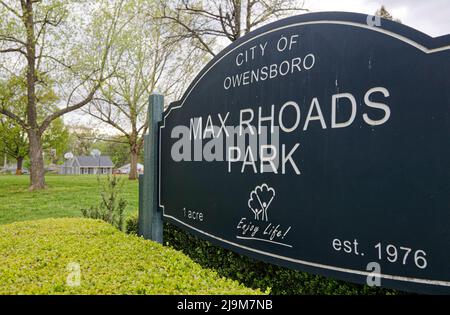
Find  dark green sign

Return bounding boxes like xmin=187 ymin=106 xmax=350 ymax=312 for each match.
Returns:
xmin=158 ymin=12 xmax=450 ymax=294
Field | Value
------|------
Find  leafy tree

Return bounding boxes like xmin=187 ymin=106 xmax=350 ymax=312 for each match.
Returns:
xmin=0 ymin=115 xmax=68 ymax=174
xmin=65 ymin=127 xmax=131 ymax=168
xmin=86 ymin=0 xmax=200 ymax=180
xmin=0 ymin=76 xmax=28 ymax=174
xmin=0 ymin=0 xmax=122 ymax=190
xmin=0 ymin=116 xmax=27 ymax=174
xmin=0 ymin=74 xmax=68 ymax=174
xmin=94 ymin=136 xmax=131 ymax=168
xmin=42 ymin=116 xmax=69 ymax=164
xmin=66 ymin=125 xmax=99 ymax=156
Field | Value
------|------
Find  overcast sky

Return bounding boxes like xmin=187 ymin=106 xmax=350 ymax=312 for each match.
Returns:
xmin=305 ymin=0 xmax=450 ymax=37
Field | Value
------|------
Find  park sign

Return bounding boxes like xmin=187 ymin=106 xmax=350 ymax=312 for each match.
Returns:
xmin=157 ymin=12 xmax=450 ymax=294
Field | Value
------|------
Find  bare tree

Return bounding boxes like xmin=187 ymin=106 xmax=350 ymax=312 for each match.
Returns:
xmin=158 ymin=0 xmax=308 ymax=56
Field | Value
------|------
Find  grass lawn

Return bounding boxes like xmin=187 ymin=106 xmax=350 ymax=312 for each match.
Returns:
xmin=0 ymin=175 xmax=138 ymax=225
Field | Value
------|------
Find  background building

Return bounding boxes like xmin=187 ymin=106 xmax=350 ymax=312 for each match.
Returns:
xmin=116 ymin=163 xmax=144 ymax=175
xmin=60 ymin=155 xmax=113 ymax=175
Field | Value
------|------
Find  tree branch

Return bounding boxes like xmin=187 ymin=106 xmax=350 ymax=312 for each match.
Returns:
xmin=84 ymin=104 xmax=130 ymax=138
xmin=0 ymin=0 xmax=21 ymax=18
xmin=0 ymin=47 xmax=26 ymax=55
xmin=39 ymin=83 xmax=100 ymax=134
xmin=159 ymin=11 xmax=216 ymax=56
xmin=0 ymin=107 xmax=27 ymax=129
xmin=77 ymin=135 xmax=128 ymax=144
xmin=0 ymin=35 xmax=26 ymax=46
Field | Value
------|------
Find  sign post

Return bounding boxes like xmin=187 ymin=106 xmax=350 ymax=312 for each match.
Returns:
xmin=139 ymin=93 xmax=164 ymax=243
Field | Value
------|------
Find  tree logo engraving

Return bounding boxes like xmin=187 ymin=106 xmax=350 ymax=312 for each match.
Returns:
xmin=248 ymin=183 xmax=275 ymax=221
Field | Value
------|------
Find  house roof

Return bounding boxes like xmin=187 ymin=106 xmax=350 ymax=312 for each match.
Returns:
xmin=62 ymin=156 xmax=114 ymax=167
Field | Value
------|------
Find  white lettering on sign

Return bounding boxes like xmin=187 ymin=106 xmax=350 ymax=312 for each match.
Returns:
xmin=235 ymin=42 xmax=268 ymax=66
xmin=224 ymin=34 xmax=317 ymax=90
xmin=170 ymin=87 xmax=391 ymax=175
xmin=331 ymin=237 xmax=429 ymax=270
xmin=224 ymin=55 xmax=315 ymax=90
xmin=171 ymin=32 xmax=393 ymax=175
xmin=173 ymin=31 xmax=393 ymax=175
xmin=363 ymin=87 xmax=391 ymax=125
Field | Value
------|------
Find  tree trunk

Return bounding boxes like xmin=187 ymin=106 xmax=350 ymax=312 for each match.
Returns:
xmin=129 ymin=148 xmax=139 ymax=180
xmin=15 ymin=156 xmax=24 ymax=175
xmin=245 ymin=0 xmax=251 ymax=34
xmin=23 ymin=0 xmax=44 ymax=190
xmin=28 ymin=130 xmax=46 ymax=190
xmin=234 ymin=0 xmax=242 ymax=39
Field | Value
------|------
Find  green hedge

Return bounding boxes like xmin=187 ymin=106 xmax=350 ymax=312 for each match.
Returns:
xmin=126 ymin=215 xmax=400 ymax=295
xmin=0 ymin=218 xmax=261 ymax=295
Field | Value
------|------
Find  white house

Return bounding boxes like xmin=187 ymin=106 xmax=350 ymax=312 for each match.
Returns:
xmin=116 ymin=163 xmax=144 ymax=175
xmin=60 ymin=155 xmax=114 ymax=175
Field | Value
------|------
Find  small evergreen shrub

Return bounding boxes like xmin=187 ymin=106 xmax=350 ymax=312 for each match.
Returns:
xmin=81 ymin=175 xmax=127 ymax=231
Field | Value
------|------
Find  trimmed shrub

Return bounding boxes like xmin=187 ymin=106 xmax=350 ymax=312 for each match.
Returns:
xmin=125 ymin=216 xmax=400 ymax=295
xmin=0 ymin=218 xmax=261 ymax=295
xmin=125 ymin=213 xmax=139 ymax=235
